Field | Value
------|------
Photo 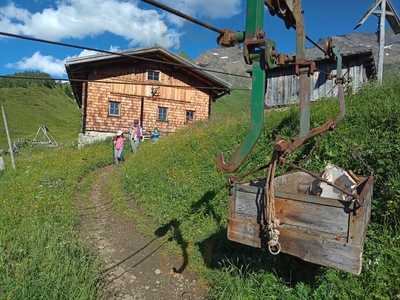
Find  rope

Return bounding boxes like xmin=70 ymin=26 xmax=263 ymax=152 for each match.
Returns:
xmin=264 ymin=156 xmax=281 ymax=255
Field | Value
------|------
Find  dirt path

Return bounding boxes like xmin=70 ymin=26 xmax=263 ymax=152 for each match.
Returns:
xmin=77 ymin=166 xmax=205 ymax=300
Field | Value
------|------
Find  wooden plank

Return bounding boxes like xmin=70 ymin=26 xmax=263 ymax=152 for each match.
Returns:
xmin=228 ymin=173 xmax=372 ymax=274
xmin=236 ymin=184 xmax=262 ymax=194
xmin=228 ymin=217 xmax=261 ymax=248
xmin=235 ymin=190 xmax=262 ymax=218
xmin=279 ymin=226 xmax=363 ymax=275
xmin=227 ymin=215 xmax=363 ymax=274
xmin=275 ymin=192 xmax=346 ymax=208
xmin=275 ymin=197 xmax=349 ymax=237
xmin=348 ymin=177 xmax=373 ymax=245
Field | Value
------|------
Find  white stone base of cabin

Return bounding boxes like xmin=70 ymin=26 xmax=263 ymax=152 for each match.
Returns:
xmin=78 ymin=131 xmax=116 ymax=148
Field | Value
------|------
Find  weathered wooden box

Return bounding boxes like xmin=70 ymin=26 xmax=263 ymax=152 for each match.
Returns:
xmin=227 ymin=171 xmax=373 ymax=274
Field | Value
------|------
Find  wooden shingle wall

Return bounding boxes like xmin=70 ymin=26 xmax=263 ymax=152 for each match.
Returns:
xmin=84 ymin=62 xmax=211 ymax=134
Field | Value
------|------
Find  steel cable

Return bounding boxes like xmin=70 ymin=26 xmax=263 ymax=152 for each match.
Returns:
xmin=0 ymin=75 xmax=250 ymax=91
xmin=0 ymin=31 xmax=251 ymax=79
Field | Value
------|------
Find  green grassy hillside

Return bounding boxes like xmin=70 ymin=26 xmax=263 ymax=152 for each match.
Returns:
xmin=0 ymin=83 xmax=80 ymax=149
xmin=122 ymin=78 xmax=400 ymax=299
xmin=0 ymin=143 xmax=112 ymax=299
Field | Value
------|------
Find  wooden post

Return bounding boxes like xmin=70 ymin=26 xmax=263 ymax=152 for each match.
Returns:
xmin=1 ymin=104 xmax=16 ymax=170
xmin=0 ymin=151 xmax=5 ymax=172
xmin=81 ymin=82 xmax=87 ymax=133
xmin=140 ymin=97 xmax=145 ymax=128
xmin=378 ymin=0 xmax=387 ymax=84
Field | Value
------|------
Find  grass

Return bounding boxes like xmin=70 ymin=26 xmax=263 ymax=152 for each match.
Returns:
xmin=0 ymin=78 xmax=115 ymax=299
xmin=1 ymin=74 xmax=399 ymax=299
xmin=121 ymin=77 xmax=400 ymax=299
xmin=0 ymin=85 xmax=80 ymax=149
xmin=0 ymin=143 xmax=112 ymax=299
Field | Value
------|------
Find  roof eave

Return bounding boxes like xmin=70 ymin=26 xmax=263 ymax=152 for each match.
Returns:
xmin=65 ymin=47 xmax=231 ymax=92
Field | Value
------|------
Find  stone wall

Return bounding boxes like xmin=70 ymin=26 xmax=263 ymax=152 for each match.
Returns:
xmin=83 ymin=62 xmax=211 ymax=135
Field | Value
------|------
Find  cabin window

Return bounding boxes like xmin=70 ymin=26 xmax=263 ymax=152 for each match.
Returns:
xmin=108 ymin=101 xmax=120 ymax=117
xmin=147 ymin=70 xmax=160 ymax=81
xmin=186 ymin=110 xmax=195 ymax=123
xmin=158 ymin=106 xmax=168 ymax=122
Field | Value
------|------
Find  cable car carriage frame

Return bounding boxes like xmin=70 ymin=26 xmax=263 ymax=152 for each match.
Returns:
xmin=144 ymin=0 xmax=374 ymax=275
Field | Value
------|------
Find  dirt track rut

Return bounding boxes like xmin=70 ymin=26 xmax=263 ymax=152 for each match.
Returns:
xmin=77 ymin=166 xmax=205 ymax=300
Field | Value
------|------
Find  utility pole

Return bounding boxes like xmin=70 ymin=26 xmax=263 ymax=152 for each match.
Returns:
xmin=378 ymin=0 xmax=387 ymax=84
xmin=1 ymin=104 xmax=16 ymax=170
xmin=354 ymin=0 xmax=400 ymax=85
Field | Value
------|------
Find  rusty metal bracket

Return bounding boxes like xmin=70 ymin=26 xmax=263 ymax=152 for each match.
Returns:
xmin=274 ymin=119 xmax=336 ymax=156
xmin=295 ymin=59 xmax=317 ymax=76
xmin=243 ymin=31 xmax=266 ymax=65
xmin=217 ymin=30 xmax=245 ymax=47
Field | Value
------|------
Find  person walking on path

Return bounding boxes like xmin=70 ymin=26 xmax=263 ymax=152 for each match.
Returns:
xmin=129 ymin=120 xmax=143 ymax=153
xmin=113 ymin=130 xmax=125 ymax=164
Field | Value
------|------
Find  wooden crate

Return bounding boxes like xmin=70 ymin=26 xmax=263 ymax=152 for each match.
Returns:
xmin=227 ymin=171 xmax=373 ymax=275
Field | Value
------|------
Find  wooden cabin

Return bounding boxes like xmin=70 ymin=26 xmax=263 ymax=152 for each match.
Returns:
xmin=265 ymin=49 xmax=376 ymax=107
xmin=265 ymin=33 xmax=379 ymax=107
xmin=65 ymin=47 xmax=231 ymax=146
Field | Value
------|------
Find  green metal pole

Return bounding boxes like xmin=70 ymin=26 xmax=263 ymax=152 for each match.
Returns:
xmin=217 ymin=0 xmax=266 ymax=173
xmin=227 ymin=63 xmax=265 ymax=170
xmin=246 ymin=0 xmax=265 ymax=36
xmin=239 ymin=0 xmax=266 ymax=162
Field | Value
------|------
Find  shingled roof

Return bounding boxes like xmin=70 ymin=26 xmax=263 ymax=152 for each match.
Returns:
xmin=65 ymin=47 xmax=231 ymax=107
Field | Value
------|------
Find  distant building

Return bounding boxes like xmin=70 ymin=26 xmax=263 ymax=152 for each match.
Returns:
xmin=265 ymin=36 xmax=377 ymax=107
xmin=65 ymin=47 xmax=230 ymax=146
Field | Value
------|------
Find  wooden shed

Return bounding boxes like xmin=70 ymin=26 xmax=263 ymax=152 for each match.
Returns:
xmin=65 ymin=47 xmax=231 ymax=145
xmin=266 ymin=40 xmax=377 ymax=107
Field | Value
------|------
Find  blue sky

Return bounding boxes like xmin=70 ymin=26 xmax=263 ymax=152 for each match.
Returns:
xmin=0 ymin=0 xmax=398 ymax=77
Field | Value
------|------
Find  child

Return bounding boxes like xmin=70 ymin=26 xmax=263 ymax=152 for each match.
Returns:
xmin=130 ymin=120 xmax=143 ymax=153
xmin=113 ymin=130 xmax=125 ymax=164
xmin=151 ymin=127 xmax=160 ymax=143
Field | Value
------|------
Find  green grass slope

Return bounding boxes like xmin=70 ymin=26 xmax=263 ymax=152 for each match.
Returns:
xmin=122 ymin=78 xmax=400 ymax=299
xmin=0 ymin=143 xmax=111 ymax=299
xmin=0 ymin=85 xmax=80 ymax=149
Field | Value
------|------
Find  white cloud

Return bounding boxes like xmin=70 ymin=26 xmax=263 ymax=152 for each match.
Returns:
xmin=164 ymin=0 xmax=241 ymax=20
xmin=0 ymin=1 xmax=181 ymax=48
xmin=6 ymin=48 xmax=121 ymax=77
xmin=2 ymin=0 xmax=243 ymax=76
xmin=0 ymin=1 xmax=242 ymax=48
xmin=6 ymin=52 xmax=66 ymax=77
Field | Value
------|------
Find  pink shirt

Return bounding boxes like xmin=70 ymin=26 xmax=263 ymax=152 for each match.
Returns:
xmin=114 ymin=136 xmax=125 ymax=150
